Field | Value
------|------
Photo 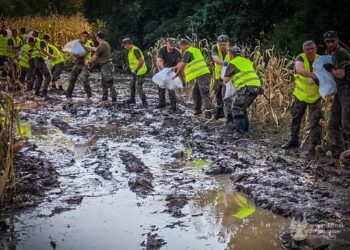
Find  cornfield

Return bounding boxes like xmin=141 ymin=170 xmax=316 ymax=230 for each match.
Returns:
xmin=1 ymin=14 xmax=92 ymax=46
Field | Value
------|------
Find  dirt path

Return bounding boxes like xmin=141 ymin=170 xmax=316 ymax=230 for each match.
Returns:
xmin=0 ymin=72 xmax=349 ymax=249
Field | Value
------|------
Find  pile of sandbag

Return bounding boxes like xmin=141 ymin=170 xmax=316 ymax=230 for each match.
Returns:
xmin=152 ymin=68 xmax=183 ymax=90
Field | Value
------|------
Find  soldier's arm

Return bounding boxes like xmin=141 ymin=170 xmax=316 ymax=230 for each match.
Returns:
xmin=332 ymin=68 xmax=346 ymax=79
xmin=295 ymin=61 xmax=317 ymax=80
xmin=88 ymin=54 xmax=97 ymax=65
xmin=156 ymin=57 xmax=165 ymax=71
xmin=172 ymin=62 xmax=185 ymax=77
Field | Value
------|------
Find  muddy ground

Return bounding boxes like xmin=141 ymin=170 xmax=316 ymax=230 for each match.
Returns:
xmin=0 ymin=72 xmax=349 ymax=249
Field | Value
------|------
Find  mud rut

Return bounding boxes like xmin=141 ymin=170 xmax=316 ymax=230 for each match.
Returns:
xmin=0 ymin=72 xmax=350 ymax=249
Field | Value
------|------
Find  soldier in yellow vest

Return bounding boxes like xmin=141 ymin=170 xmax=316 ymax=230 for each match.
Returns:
xmin=212 ymin=35 xmax=232 ymax=121
xmin=18 ymin=37 xmax=35 ymax=87
xmin=66 ymin=31 xmax=93 ymax=101
xmin=43 ymin=34 xmax=65 ymax=93
xmin=0 ymin=29 xmax=9 ymax=73
xmin=281 ymin=41 xmax=322 ymax=157
xmin=8 ymin=29 xmax=22 ymax=58
xmin=122 ymin=38 xmax=148 ymax=106
xmin=31 ymin=31 xmax=55 ymax=98
xmin=173 ymin=39 xmax=212 ymax=118
xmin=223 ymin=46 xmax=263 ymax=139
xmin=19 ymin=27 xmax=27 ymax=43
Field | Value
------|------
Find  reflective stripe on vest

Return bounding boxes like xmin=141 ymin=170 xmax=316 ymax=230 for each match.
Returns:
xmin=48 ymin=44 xmax=65 ymax=67
xmin=85 ymin=39 xmax=93 ymax=60
xmin=128 ymin=45 xmax=147 ymax=75
xmin=183 ymin=47 xmax=210 ymax=83
xmin=214 ymin=44 xmax=230 ymax=80
xmin=9 ymin=36 xmax=22 ymax=57
xmin=229 ymin=56 xmax=261 ymax=91
xmin=293 ymin=53 xmax=320 ymax=103
xmin=0 ymin=37 xmax=9 ymax=57
xmin=31 ymin=38 xmax=48 ymax=60
xmin=19 ymin=44 xmax=32 ymax=68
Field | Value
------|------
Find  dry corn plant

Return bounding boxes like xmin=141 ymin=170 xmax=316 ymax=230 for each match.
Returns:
xmin=2 ymin=14 xmax=91 ymax=47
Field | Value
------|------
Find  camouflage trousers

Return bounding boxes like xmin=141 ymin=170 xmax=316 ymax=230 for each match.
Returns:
xmin=232 ymin=87 xmax=260 ymax=116
xmin=101 ymin=62 xmax=117 ymax=101
xmin=66 ymin=62 xmax=91 ymax=98
xmin=193 ymin=73 xmax=212 ymax=112
xmin=34 ymin=58 xmax=52 ymax=95
xmin=129 ymin=74 xmax=146 ymax=103
xmin=25 ymin=59 xmax=36 ymax=91
xmin=51 ymin=62 xmax=64 ymax=84
xmin=329 ymin=83 xmax=350 ymax=152
xmin=158 ymin=86 xmax=176 ymax=108
xmin=289 ymin=97 xmax=322 ymax=146
xmin=213 ymin=79 xmax=233 ymax=114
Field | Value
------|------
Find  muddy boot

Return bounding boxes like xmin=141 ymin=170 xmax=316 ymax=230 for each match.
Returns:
xmin=35 ymin=88 xmax=40 ymax=97
xmin=214 ymin=107 xmax=225 ymax=120
xmin=305 ymin=145 xmax=317 ymax=159
xmin=281 ymin=139 xmax=300 ymax=149
xmin=111 ymin=97 xmax=117 ymax=104
xmin=50 ymin=84 xmax=57 ymax=92
xmin=42 ymin=88 xmax=49 ymax=100
xmin=142 ymin=100 xmax=148 ymax=107
xmin=225 ymin=113 xmax=234 ymax=132
xmin=232 ymin=115 xmax=245 ymax=138
xmin=243 ymin=111 xmax=249 ymax=132
xmin=194 ymin=109 xmax=202 ymax=115
xmin=156 ymin=103 xmax=166 ymax=109
xmin=169 ymin=105 xmax=177 ymax=112
xmin=125 ymin=98 xmax=136 ymax=104
xmin=202 ymin=109 xmax=212 ymax=119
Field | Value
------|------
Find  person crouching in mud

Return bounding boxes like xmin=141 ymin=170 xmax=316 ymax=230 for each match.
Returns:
xmin=223 ymin=46 xmax=263 ymax=139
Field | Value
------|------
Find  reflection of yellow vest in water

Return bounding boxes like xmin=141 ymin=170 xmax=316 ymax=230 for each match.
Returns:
xmin=47 ymin=43 xmax=65 ymax=67
xmin=128 ymin=45 xmax=147 ymax=76
xmin=214 ymin=44 xmax=230 ymax=80
xmin=0 ymin=36 xmax=9 ymax=57
xmin=183 ymin=47 xmax=210 ymax=83
xmin=293 ymin=53 xmax=320 ymax=103
xmin=229 ymin=56 xmax=261 ymax=91
xmin=19 ymin=44 xmax=32 ymax=69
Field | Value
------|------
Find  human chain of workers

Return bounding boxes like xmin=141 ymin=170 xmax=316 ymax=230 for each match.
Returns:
xmin=0 ymin=28 xmax=349 ymax=159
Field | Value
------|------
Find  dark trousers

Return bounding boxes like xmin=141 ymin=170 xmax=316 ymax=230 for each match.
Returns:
xmin=158 ymin=86 xmax=176 ymax=107
xmin=66 ymin=62 xmax=91 ymax=98
xmin=213 ymin=79 xmax=233 ymax=114
xmin=101 ymin=62 xmax=117 ymax=101
xmin=51 ymin=62 xmax=64 ymax=85
xmin=34 ymin=58 xmax=52 ymax=95
xmin=290 ymin=97 xmax=322 ymax=146
xmin=193 ymin=73 xmax=212 ymax=111
xmin=129 ymin=75 xmax=146 ymax=102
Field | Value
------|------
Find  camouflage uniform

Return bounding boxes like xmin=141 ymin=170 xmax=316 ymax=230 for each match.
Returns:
xmin=129 ymin=75 xmax=146 ymax=103
xmin=51 ymin=62 xmax=64 ymax=83
xmin=193 ymin=73 xmax=212 ymax=113
xmin=34 ymin=57 xmax=52 ymax=96
xmin=25 ymin=58 xmax=36 ymax=91
xmin=290 ymin=97 xmax=322 ymax=147
xmin=158 ymin=87 xmax=176 ymax=108
xmin=101 ymin=61 xmax=117 ymax=101
xmin=66 ymin=58 xmax=91 ymax=98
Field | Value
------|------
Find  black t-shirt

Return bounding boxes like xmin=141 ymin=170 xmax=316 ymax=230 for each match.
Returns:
xmin=157 ymin=46 xmax=182 ymax=67
xmin=182 ymin=50 xmax=194 ymax=63
xmin=333 ymin=47 xmax=350 ymax=84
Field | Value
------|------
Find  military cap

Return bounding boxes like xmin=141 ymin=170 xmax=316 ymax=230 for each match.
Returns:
xmin=323 ymin=30 xmax=338 ymax=41
xmin=178 ymin=39 xmax=190 ymax=46
xmin=217 ymin=35 xmax=229 ymax=44
xmin=96 ymin=31 xmax=106 ymax=39
xmin=229 ymin=46 xmax=240 ymax=54
xmin=122 ymin=38 xmax=133 ymax=45
xmin=167 ymin=38 xmax=177 ymax=46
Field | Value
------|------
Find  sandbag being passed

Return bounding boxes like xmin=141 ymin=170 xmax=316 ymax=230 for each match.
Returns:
xmin=63 ymin=39 xmax=86 ymax=57
xmin=152 ymin=68 xmax=183 ymax=90
xmin=313 ymin=55 xmax=337 ymax=98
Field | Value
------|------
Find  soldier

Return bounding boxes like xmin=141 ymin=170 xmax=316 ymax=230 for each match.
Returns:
xmin=323 ymin=31 xmax=350 ymax=158
xmin=223 ymin=46 xmax=263 ymax=139
xmin=18 ymin=37 xmax=35 ymax=87
xmin=212 ymin=35 xmax=232 ymax=121
xmin=155 ymin=38 xmax=182 ymax=111
xmin=8 ymin=29 xmax=22 ymax=58
xmin=87 ymin=32 xmax=117 ymax=103
xmin=281 ymin=40 xmax=322 ymax=157
xmin=66 ymin=31 xmax=93 ymax=101
xmin=123 ymin=38 xmax=148 ymax=106
xmin=173 ymin=39 xmax=212 ymax=118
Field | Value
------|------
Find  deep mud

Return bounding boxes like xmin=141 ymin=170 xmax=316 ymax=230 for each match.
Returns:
xmin=0 ymin=72 xmax=349 ymax=249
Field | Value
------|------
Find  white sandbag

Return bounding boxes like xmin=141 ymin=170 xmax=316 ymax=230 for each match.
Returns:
xmin=63 ymin=39 xmax=86 ymax=57
xmin=46 ymin=60 xmax=51 ymax=71
xmin=223 ymin=80 xmax=237 ymax=99
xmin=221 ymin=65 xmax=227 ymax=80
xmin=313 ymin=55 xmax=337 ymax=98
xmin=5 ymin=29 xmax=11 ymax=36
xmin=152 ymin=68 xmax=183 ymax=90
xmin=25 ymin=31 xmax=33 ymax=42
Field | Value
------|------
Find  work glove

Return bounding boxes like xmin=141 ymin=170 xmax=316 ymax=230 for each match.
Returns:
xmin=323 ymin=63 xmax=334 ymax=72
xmin=223 ymin=62 xmax=229 ymax=67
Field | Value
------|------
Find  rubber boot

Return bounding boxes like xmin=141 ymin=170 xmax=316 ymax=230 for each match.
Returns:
xmin=214 ymin=107 xmax=225 ymax=120
xmin=232 ymin=115 xmax=246 ymax=139
xmin=281 ymin=138 xmax=300 ymax=149
xmin=243 ymin=111 xmax=249 ymax=132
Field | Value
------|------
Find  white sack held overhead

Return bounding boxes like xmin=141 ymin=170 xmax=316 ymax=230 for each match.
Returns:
xmin=152 ymin=68 xmax=183 ymax=90
xmin=223 ymin=80 xmax=237 ymax=99
xmin=313 ymin=55 xmax=337 ymax=98
xmin=63 ymin=39 xmax=86 ymax=57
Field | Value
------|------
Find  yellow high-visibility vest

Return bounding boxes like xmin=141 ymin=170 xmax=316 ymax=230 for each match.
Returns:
xmin=128 ymin=45 xmax=147 ymax=76
xmin=214 ymin=44 xmax=230 ymax=80
xmin=31 ymin=38 xmax=48 ymax=60
xmin=229 ymin=56 xmax=261 ymax=91
xmin=19 ymin=44 xmax=32 ymax=69
xmin=183 ymin=47 xmax=210 ymax=83
xmin=9 ymin=36 xmax=22 ymax=57
xmin=0 ymin=36 xmax=9 ymax=57
xmin=48 ymin=43 xmax=65 ymax=67
xmin=293 ymin=53 xmax=320 ymax=103
xmin=84 ymin=39 xmax=93 ymax=60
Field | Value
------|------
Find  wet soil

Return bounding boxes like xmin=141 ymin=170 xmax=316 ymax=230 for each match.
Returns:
xmin=0 ymin=72 xmax=349 ymax=249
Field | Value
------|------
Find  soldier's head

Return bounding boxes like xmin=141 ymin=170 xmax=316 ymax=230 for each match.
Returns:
xmin=217 ymin=35 xmax=229 ymax=52
xmin=81 ymin=31 xmax=90 ymax=43
xmin=323 ymin=30 xmax=339 ymax=53
xmin=178 ymin=39 xmax=190 ymax=52
xmin=166 ymin=38 xmax=177 ymax=53
xmin=228 ymin=46 xmax=240 ymax=59
xmin=42 ymin=34 xmax=51 ymax=42
xmin=28 ymin=37 xmax=35 ymax=46
xmin=122 ymin=38 xmax=133 ymax=50
xmin=0 ymin=29 xmax=7 ymax=37
xmin=11 ymin=29 xmax=18 ymax=37
xmin=302 ymin=40 xmax=317 ymax=59
xmin=95 ymin=31 xmax=105 ymax=44
xmin=32 ymin=30 xmax=39 ymax=38
xmin=20 ymin=27 xmax=26 ymax=35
